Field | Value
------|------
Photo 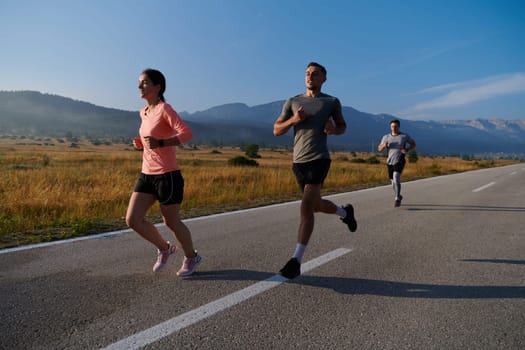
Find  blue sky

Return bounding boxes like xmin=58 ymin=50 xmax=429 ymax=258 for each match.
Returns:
xmin=1 ymin=0 xmax=524 ymax=121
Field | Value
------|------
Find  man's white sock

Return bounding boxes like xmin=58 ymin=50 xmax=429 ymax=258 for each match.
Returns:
xmin=336 ymin=206 xmax=347 ymax=218
xmin=292 ymin=243 xmax=306 ymax=263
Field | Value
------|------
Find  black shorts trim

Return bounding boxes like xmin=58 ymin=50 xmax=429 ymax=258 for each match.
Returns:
xmin=292 ymin=159 xmax=331 ymax=191
xmin=133 ymin=170 xmax=184 ymax=205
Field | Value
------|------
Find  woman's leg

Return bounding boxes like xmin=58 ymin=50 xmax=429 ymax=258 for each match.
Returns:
xmin=161 ymin=204 xmax=197 ymax=258
xmin=126 ymin=192 xmax=169 ymax=250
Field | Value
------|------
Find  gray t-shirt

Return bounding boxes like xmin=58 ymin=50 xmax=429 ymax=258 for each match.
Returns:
xmin=380 ymin=133 xmax=414 ymax=165
xmin=278 ymin=93 xmax=342 ymax=163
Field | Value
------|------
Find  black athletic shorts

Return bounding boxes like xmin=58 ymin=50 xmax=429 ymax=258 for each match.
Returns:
xmin=134 ymin=170 xmax=184 ymax=205
xmin=292 ymin=159 xmax=331 ymax=192
xmin=387 ymin=155 xmax=406 ymax=180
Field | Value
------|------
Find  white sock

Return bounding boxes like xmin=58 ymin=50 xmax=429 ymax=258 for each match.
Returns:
xmin=292 ymin=243 xmax=306 ymax=263
xmin=336 ymin=206 xmax=347 ymax=218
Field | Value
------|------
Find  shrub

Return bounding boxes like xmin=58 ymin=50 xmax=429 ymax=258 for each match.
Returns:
xmin=366 ymin=156 xmax=380 ymax=164
xmin=228 ymin=156 xmax=259 ymax=167
xmin=244 ymin=144 xmax=261 ymax=158
xmin=408 ymin=150 xmax=419 ymax=163
xmin=349 ymin=155 xmax=380 ymax=164
xmin=429 ymin=163 xmax=441 ymax=175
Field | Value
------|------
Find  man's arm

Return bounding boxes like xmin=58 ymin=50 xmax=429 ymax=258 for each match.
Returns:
xmin=327 ymin=100 xmax=346 ymax=135
xmin=273 ymin=106 xmax=304 ymax=136
xmin=330 ymin=112 xmax=346 ymax=135
xmin=378 ymin=135 xmax=388 ymax=152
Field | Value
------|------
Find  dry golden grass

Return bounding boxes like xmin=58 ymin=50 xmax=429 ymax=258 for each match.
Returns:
xmin=0 ymin=138 xmax=519 ymax=248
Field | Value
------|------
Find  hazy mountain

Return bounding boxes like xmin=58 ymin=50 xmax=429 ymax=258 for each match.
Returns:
xmin=1 ymin=90 xmax=524 ymax=156
xmin=182 ymin=101 xmax=525 ymax=156
xmin=0 ymin=91 xmax=139 ymax=140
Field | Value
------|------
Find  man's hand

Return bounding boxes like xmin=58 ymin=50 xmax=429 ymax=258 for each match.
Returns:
xmin=377 ymin=141 xmax=388 ymax=152
xmin=273 ymin=106 xmax=305 ymax=136
xmin=324 ymin=117 xmax=336 ymax=134
xmin=291 ymin=106 xmax=305 ymax=125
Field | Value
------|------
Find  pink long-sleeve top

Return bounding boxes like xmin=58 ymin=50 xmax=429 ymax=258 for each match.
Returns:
xmin=139 ymin=101 xmax=192 ymax=175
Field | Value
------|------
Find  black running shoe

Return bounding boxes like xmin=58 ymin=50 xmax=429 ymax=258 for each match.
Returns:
xmin=279 ymin=258 xmax=301 ymax=279
xmin=341 ymin=204 xmax=357 ymax=232
xmin=394 ymin=195 xmax=403 ymax=208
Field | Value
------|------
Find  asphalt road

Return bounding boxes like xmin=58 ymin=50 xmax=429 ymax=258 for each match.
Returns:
xmin=1 ymin=164 xmax=524 ymax=350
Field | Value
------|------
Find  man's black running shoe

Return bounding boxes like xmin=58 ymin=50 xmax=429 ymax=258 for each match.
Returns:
xmin=394 ymin=195 xmax=403 ymax=208
xmin=341 ymin=204 xmax=357 ymax=232
xmin=279 ymin=258 xmax=301 ymax=279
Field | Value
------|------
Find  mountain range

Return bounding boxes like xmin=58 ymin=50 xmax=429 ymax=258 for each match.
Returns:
xmin=1 ymin=90 xmax=524 ymax=157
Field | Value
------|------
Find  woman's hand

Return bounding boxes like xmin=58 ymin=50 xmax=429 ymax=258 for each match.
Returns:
xmin=133 ymin=137 xmax=144 ymax=150
xmin=143 ymin=136 xmax=162 ymax=149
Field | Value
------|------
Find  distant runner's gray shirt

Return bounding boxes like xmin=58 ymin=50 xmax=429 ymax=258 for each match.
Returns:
xmin=380 ymin=133 xmax=414 ymax=165
xmin=278 ymin=93 xmax=342 ymax=163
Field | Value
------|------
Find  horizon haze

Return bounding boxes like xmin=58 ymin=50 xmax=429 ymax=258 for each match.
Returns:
xmin=1 ymin=90 xmax=524 ymax=158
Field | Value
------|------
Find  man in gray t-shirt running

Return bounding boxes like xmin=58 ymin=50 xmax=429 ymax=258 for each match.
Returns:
xmin=378 ymin=119 xmax=416 ymax=207
xmin=273 ymin=62 xmax=357 ymax=279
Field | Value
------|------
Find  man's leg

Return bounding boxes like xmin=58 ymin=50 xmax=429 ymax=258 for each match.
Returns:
xmin=387 ymin=164 xmax=396 ymax=198
xmin=318 ymin=193 xmax=357 ymax=232
xmin=393 ymin=171 xmax=403 ymax=207
xmin=297 ymin=184 xmax=323 ymax=245
xmin=300 ymin=186 xmax=357 ymax=230
xmin=318 ymin=198 xmax=338 ymax=214
xmin=279 ymin=184 xmax=322 ymax=279
xmin=393 ymin=171 xmax=401 ymax=199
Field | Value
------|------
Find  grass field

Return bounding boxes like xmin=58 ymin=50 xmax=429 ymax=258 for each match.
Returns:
xmin=0 ymin=137 xmax=520 ymax=249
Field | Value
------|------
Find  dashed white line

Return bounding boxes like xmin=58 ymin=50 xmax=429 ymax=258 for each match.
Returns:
xmin=472 ymin=181 xmax=496 ymax=193
xmin=100 ymin=248 xmax=352 ymax=350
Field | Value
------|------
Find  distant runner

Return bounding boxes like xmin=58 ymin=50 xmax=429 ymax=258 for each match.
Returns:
xmin=378 ymin=119 xmax=416 ymax=207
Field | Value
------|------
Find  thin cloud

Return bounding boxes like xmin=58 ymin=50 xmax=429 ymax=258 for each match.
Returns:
xmin=358 ymin=37 xmax=487 ymax=82
xmin=357 ymin=46 xmax=455 ymax=82
xmin=411 ymin=73 xmax=525 ymax=111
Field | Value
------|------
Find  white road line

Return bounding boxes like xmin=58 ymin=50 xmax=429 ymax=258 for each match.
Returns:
xmin=100 ymin=248 xmax=352 ymax=350
xmin=472 ymin=181 xmax=496 ymax=193
xmin=0 ymin=227 xmax=136 ymax=255
xmin=509 ymin=171 xmax=517 ymax=176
